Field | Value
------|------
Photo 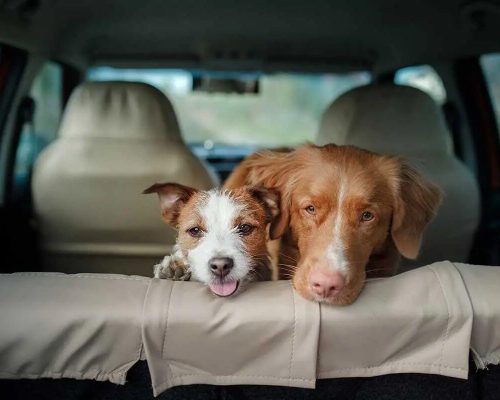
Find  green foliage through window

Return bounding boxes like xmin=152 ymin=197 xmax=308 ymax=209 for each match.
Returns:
xmin=88 ymin=68 xmax=371 ymax=146
xmin=481 ymin=54 xmax=500 ymax=136
xmin=395 ymin=65 xmax=446 ymax=105
xmin=12 ymin=62 xmax=62 ymax=200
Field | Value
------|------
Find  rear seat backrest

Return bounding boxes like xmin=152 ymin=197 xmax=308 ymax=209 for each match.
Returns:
xmin=317 ymin=83 xmax=480 ymax=269
xmin=32 ymin=81 xmax=217 ymax=275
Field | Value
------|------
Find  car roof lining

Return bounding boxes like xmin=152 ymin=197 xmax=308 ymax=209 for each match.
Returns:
xmin=1 ymin=0 xmax=500 ymax=73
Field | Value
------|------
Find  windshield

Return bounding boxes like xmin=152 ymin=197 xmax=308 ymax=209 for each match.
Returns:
xmin=87 ymin=68 xmax=371 ymax=146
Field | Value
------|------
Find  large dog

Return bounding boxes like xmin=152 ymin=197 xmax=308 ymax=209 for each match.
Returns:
xmin=224 ymin=143 xmax=442 ymax=305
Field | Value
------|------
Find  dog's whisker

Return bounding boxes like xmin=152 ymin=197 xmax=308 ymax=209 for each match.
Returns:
xmin=278 ymin=271 xmax=296 ymax=277
xmin=279 ymin=270 xmax=295 ymax=275
xmin=280 ymin=255 xmax=297 ymax=263
xmin=279 ymin=253 xmax=298 ymax=263
xmin=277 ymin=262 xmax=297 ymax=267
xmin=278 ymin=267 xmax=297 ymax=273
xmin=280 ymin=267 xmax=296 ymax=275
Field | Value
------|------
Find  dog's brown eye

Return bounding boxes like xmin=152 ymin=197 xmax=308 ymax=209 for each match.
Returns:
xmin=305 ymin=205 xmax=316 ymax=215
xmin=237 ymin=224 xmax=254 ymax=235
xmin=361 ymin=211 xmax=374 ymax=222
xmin=187 ymin=227 xmax=202 ymax=237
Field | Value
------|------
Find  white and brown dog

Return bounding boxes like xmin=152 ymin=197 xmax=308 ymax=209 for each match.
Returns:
xmin=144 ymin=183 xmax=280 ymax=296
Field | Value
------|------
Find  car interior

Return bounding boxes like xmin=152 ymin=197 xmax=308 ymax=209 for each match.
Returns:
xmin=0 ymin=1 xmax=499 ymax=399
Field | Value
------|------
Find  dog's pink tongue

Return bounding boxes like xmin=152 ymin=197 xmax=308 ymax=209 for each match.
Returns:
xmin=209 ymin=281 xmax=238 ymax=297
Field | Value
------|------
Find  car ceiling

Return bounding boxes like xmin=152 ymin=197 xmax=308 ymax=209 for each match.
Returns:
xmin=1 ymin=0 xmax=500 ymax=73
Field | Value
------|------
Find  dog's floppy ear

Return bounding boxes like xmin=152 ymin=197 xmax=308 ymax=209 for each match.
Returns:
xmin=269 ymin=189 xmax=291 ymax=240
xmin=248 ymin=185 xmax=290 ymax=240
xmin=391 ymin=162 xmax=443 ymax=259
xmin=225 ymin=149 xmax=295 ymax=240
xmin=143 ymin=182 xmax=198 ymax=227
xmin=247 ymin=186 xmax=281 ymax=223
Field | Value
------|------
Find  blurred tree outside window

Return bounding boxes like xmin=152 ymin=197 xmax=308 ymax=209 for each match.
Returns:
xmin=481 ymin=54 xmax=500 ymax=137
xmin=395 ymin=65 xmax=447 ymax=105
xmin=88 ymin=68 xmax=371 ymax=146
xmin=13 ymin=62 xmax=62 ymax=199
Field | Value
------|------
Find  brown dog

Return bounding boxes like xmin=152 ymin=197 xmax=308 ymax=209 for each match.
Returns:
xmin=144 ymin=183 xmax=280 ymax=296
xmin=224 ymin=143 xmax=442 ymax=305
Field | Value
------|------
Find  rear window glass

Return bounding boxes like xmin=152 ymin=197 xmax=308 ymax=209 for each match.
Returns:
xmin=87 ymin=68 xmax=371 ymax=146
xmin=12 ymin=62 xmax=62 ymax=200
xmin=395 ymin=65 xmax=446 ymax=105
xmin=480 ymin=53 xmax=500 ymax=133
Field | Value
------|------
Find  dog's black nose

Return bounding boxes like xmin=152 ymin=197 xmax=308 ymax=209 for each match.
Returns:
xmin=209 ymin=257 xmax=234 ymax=277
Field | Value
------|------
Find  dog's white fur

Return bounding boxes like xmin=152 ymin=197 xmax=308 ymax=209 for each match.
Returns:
xmin=146 ymin=182 xmax=278 ymax=295
xmin=187 ymin=190 xmax=251 ymax=286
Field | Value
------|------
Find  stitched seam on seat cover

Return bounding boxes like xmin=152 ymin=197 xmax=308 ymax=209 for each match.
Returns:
xmin=429 ymin=265 xmax=452 ymax=376
xmin=156 ymin=284 xmax=308 ymax=390
xmin=94 ymin=280 xmax=150 ymax=377
xmin=161 ymin=281 xmax=176 ymax=358
xmin=1 ymin=276 xmax=148 ymax=382
xmin=136 ymin=279 xmax=153 ymax=370
xmin=320 ymin=361 xmax=467 ymax=374
xmin=111 ymin=359 xmax=139 ymax=375
xmin=0 ymin=368 xmax=125 ymax=379
xmin=171 ymin=374 xmax=313 ymax=381
xmin=107 ymin=337 xmax=145 ymax=377
xmin=154 ymin=373 xmax=313 ymax=390
xmin=289 ymin=284 xmax=297 ymax=379
xmin=3 ymin=273 xmax=149 ymax=282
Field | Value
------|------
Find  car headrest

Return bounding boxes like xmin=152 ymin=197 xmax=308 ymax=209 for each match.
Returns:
xmin=317 ymin=84 xmax=454 ymax=157
xmin=58 ymin=81 xmax=183 ymax=142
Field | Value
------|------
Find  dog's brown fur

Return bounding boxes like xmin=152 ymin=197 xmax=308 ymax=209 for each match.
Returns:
xmin=144 ymin=183 xmax=280 ymax=284
xmin=224 ymin=143 xmax=442 ymax=305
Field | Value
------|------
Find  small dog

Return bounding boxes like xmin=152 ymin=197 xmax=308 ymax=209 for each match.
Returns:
xmin=144 ymin=183 xmax=280 ymax=296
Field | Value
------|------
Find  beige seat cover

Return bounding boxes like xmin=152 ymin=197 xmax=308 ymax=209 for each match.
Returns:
xmin=1 ymin=262 xmax=499 ymax=396
xmin=143 ymin=279 xmax=320 ymax=394
xmin=32 ymin=81 xmax=217 ymax=276
xmin=454 ymin=263 xmax=500 ymax=368
xmin=0 ymin=272 xmax=150 ymax=384
xmin=317 ymin=84 xmax=480 ymax=269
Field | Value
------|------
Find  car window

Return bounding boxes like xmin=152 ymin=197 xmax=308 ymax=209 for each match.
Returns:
xmin=12 ymin=61 xmax=62 ymax=200
xmin=87 ymin=68 xmax=371 ymax=147
xmin=480 ymin=53 xmax=500 ymax=135
xmin=395 ymin=65 xmax=446 ymax=105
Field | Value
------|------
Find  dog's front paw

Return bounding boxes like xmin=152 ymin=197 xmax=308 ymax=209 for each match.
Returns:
xmin=154 ymin=255 xmax=191 ymax=281
xmin=153 ymin=257 xmax=171 ymax=279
